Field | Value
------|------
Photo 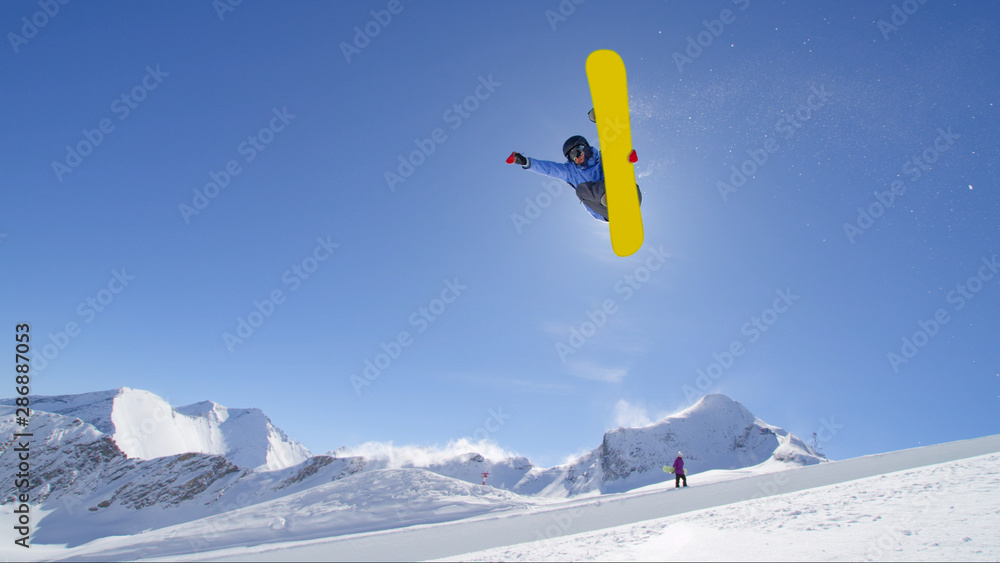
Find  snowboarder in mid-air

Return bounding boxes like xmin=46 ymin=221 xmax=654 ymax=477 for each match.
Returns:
xmin=507 ymin=134 xmax=641 ymax=222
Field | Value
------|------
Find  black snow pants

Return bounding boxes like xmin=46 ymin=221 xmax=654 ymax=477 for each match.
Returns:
xmin=575 ymin=181 xmax=642 ymax=222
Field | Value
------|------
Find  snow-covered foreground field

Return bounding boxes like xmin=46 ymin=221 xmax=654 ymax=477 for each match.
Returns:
xmin=442 ymin=451 xmax=1000 ymax=562
xmin=6 ymin=433 xmax=990 ymax=562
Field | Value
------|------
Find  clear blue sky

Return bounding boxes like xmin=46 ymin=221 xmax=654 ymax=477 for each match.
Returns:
xmin=3 ymin=0 xmax=998 ymax=467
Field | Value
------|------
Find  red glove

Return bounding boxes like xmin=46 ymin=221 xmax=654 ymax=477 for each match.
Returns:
xmin=506 ymin=152 xmax=527 ymax=166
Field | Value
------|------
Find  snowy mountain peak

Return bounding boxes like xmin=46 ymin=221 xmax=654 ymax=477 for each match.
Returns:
xmin=667 ymin=394 xmax=756 ymax=428
xmin=514 ymin=394 xmax=824 ymax=497
xmin=0 ymin=388 xmax=843 ymax=553
xmin=6 ymin=387 xmax=127 ymax=434
xmin=3 ymin=388 xmax=310 ymax=472
xmin=176 ymin=400 xmax=231 ymax=423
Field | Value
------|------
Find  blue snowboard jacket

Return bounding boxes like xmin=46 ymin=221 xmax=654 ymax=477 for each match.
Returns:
xmin=523 ymin=151 xmax=606 ymax=220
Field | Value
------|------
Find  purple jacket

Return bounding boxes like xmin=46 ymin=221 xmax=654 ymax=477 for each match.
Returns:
xmin=673 ymin=457 xmax=684 ymax=475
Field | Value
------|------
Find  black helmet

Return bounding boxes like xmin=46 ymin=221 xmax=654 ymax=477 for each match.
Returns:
xmin=563 ymin=135 xmax=590 ymax=160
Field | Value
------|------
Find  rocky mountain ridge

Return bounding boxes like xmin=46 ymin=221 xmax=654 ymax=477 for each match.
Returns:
xmin=0 ymin=389 xmax=823 ymax=545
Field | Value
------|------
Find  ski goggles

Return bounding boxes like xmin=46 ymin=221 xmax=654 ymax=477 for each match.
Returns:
xmin=568 ymin=145 xmax=587 ymax=160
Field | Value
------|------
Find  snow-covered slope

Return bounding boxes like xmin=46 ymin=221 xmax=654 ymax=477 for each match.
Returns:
xmin=515 ymin=394 xmax=823 ymax=497
xmin=442 ymin=448 xmax=1000 ymax=562
xmin=0 ymin=414 xmax=374 ymax=546
xmin=0 ymin=389 xmax=821 ymax=551
xmin=16 ymin=434 xmax=995 ymax=562
xmin=1 ymin=388 xmax=310 ymax=471
xmin=24 ymin=468 xmax=535 ymax=562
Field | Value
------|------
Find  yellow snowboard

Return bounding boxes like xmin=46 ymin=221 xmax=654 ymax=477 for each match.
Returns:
xmin=586 ymin=50 xmax=643 ymax=257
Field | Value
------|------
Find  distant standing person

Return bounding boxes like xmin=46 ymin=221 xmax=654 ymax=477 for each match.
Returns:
xmin=673 ymin=452 xmax=687 ymax=488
